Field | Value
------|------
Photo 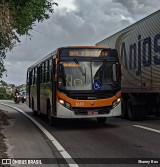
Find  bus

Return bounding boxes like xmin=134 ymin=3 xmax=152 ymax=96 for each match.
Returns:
xmin=26 ymin=46 xmax=121 ymax=125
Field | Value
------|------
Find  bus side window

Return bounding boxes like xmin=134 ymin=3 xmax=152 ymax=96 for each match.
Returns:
xmin=40 ymin=65 xmax=42 ymax=83
xmin=33 ymin=68 xmax=37 ymax=85
xmin=49 ymin=59 xmax=52 ymax=82
xmin=32 ymin=69 xmax=35 ymax=85
xmin=27 ymin=71 xmax=29 ymax=85
xmin=46 ymin=60 xmax=50 ymax=82
xmin=29 ymin=70 xmax=32 ymax=85
xmin=43 ymin=62 xmax=45 ymax=83
xmin=42 ymin=63 xmax=45 ymax=83
xmin=45 ymin=61 xmax=47 ymax=83
xmin=35 ymin=67 xmax=37 ymax=85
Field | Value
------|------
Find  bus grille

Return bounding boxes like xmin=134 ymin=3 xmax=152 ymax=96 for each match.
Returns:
xmin=72 ymin=106 xmax=112 ymax=115
xmin=68 ymin=92 xmax=115 ymax=100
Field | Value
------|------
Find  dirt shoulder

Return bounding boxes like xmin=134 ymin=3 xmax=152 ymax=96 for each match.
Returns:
xmin=0 ymin=109 xmax=12 ymax=167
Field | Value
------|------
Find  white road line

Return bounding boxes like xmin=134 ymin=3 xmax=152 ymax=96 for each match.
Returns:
xmin=133 ymin=125 xmax=160 ymax=134
xmin=0 ymin=100 xmax=14 ymax=103
xmin=0 ymin=103 xmax=79 ymax=167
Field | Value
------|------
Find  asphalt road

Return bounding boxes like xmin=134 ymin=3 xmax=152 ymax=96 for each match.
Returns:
xmin=1 ymin=100 xmax=160 ymax=167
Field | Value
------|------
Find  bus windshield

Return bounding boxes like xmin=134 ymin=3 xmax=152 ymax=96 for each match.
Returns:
xmin=58 ymin=60 xmax=120 ymax=91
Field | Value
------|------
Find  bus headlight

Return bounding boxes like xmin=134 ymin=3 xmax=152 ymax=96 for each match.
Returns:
xmin=59 ymin=99 xmax=71 ymax=109
xmin=112 ymin=98 xmax=121 ymax=108
xmin=59 ymin=99 xmax=65 ymax=105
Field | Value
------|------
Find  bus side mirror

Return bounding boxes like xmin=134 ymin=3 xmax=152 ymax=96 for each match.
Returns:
xmin=112 ymin=64 xmax=117 ymax=81
xmin=58 ymin=64 xmax=66 ymax=86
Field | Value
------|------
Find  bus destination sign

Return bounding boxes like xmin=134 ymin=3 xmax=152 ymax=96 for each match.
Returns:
xmin=69 ymin=50 xmax=108 ymax=57
xmin=60 ymin=48 xmax=111 ymax=57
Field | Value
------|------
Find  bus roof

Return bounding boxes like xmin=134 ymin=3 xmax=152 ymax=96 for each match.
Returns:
xmin=27 ymin=46 xmax=110 ymax=70
xmin=60 ymin=46 xmax=109 ymax=49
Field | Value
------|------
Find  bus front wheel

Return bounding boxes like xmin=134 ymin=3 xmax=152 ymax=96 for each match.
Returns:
xmin=47 ymin=101 xmax=57 ymax=126
xmin=47 ymin=105 xmax=53 ymax=126
xmin=32 ymin=99 xmax=37 ymax=116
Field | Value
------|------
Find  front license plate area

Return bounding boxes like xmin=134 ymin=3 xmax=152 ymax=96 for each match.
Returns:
xmin=87 ymin=111 xmax=98 ymax=115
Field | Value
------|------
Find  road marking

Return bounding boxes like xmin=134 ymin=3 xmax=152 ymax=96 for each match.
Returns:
xmin=0 ymin=100 xmax=14 ymax=103
xmin=133 ymin=125 xmax=160 ymax=134
xmin=0 ymin=103 xmax=79 ymax=167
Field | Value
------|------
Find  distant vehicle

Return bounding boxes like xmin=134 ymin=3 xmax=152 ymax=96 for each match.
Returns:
xmin=19 ymin=91 xmax=26 ymax=103
xmin=14 ymin=93 xmax=20 ymax=104
xmin=96 ymin=10 xmax=160 ymax=120
xmin=26 ymin=46 xmax=121 ymax=125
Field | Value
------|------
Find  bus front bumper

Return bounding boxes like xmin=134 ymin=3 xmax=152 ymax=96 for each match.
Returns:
xmin=56 ymin=102 xmax=121 ymax=118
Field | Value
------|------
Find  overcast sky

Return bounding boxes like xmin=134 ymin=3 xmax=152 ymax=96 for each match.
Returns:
xmin=3 ymin=0 xmax=160 ymax=85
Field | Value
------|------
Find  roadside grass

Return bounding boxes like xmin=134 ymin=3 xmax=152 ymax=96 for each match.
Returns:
xmin=0 ymin=109 xmax=12 ymax=167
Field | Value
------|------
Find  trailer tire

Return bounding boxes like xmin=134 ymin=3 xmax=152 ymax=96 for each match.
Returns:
xmin=137 ymin=106 xmax=146 ymax=121
xmin=155 ymin=109 xmax=160 ymax=117
xmin=127 ymin=100 xmax=146 ymax=121
xmin=127 ymin=100 xmax=135 ymax=121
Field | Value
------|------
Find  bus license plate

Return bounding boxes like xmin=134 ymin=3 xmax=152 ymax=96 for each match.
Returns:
xmin=88 ymin=111 xmax=98 ymax=115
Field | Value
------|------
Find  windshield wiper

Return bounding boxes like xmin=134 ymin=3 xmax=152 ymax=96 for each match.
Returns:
xmin=74 ymin=58 xmax=86 ymax=84
xmin=74 ymin=58 xmax=86 ymax=76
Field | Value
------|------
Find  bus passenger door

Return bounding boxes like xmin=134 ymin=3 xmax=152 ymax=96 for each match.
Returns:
xmin=37 ymin=66 xmax=41 ymax=113
xmin=52 ymin=59 xmax=56 ymax=116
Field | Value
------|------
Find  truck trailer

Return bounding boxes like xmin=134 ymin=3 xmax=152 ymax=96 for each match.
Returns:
xmin=96 ymin=10 xmax=160 ymax=120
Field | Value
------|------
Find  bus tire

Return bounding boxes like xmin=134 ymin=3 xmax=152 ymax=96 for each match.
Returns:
xmin=97 ymin=117 xmax=107 ymax=124
xmin=47 ymin=100 xmax=55 ymax=126
xmin=32 ymin=98 xmax=37 ymax=116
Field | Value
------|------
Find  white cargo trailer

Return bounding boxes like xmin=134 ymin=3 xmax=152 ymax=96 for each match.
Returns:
xmin=96 ymin=10 xmax=160 ymax=120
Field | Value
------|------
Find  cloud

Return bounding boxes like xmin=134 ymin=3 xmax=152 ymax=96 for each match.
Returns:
xmin=113 ymin=0 xmax=160 ymax=17
xmin=2 ymin=0 xmax=160 ymax=85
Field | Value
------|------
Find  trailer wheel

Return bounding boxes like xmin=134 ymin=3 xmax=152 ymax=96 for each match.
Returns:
xmin=127 ymin=100 xmax=136 ymax=121
xmin=155 ymin=108 xmax=160 ymax=117
xmin=137 ymin=106 xmax=146 ymax=121
xmin=97 ymin=117 xmax=107 ymax=124
xmin=127 ymin=100 xmax=146 ymax=121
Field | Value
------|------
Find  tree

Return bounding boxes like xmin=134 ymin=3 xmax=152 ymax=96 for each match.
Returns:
xmin=0 ymin=87 xmax=7 ymax=99
xmin=0 ymin=0 xmax=58 ymax=77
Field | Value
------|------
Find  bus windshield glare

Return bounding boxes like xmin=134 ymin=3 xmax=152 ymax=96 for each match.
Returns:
xmin=58 ymin=60 xmax=120 ymax=91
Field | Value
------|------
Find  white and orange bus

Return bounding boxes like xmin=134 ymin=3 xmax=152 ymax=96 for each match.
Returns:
xmin=26 ymin=46 xmax=121 ymax=125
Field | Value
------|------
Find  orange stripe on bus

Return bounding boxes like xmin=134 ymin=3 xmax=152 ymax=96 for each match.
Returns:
xmin=57 ymin=91 xmax=121 ymax=108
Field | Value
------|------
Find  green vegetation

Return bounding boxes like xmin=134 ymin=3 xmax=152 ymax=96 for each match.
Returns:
xmin=0 ymin=0 xmax=58 ymax=77
xmin=0 ymin=87 xmax=12 ymax=100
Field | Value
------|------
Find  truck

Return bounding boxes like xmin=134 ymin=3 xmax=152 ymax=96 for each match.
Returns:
xmin=96 ymin=10 xmax=160 ymax=121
